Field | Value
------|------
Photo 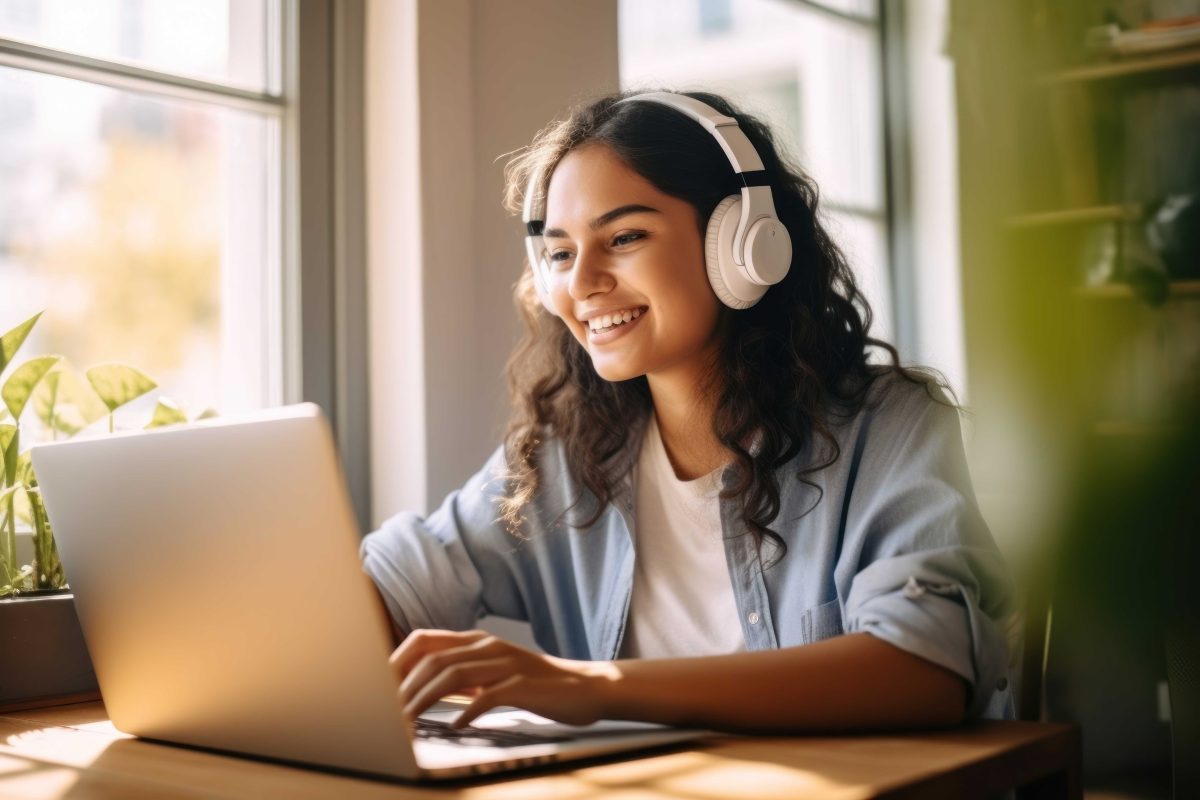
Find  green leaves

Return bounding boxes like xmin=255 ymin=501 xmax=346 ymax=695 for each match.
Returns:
xmin=14 ymin=451 xmax=34 ymax=487
xmin=2 ymin=355 xmax=62 ymax=420
xmin=1 ymin=309 xmax=193 ymax=595
xmin=145 ymin=397 xmax=189 ymax=429
xmin=32 ymin=362 xmax=107 ymax=437
xmin=0 ymin=424 xmax=14 ymax=485
xmin=85 ymin=364 xmax=157 ymax=413
xmin=0 ymin=483 xmax=18 ymax=520
xmin=0 ymin=311 xmax=43 ymax=375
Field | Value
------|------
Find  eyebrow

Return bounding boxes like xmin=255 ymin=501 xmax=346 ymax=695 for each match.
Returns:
xmin=542 ymin=204 xmax=661 ymax=239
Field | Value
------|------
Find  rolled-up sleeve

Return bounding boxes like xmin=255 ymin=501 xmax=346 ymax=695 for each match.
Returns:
xmin=359 ymin=445 xmax=523 ymax=636
xmin=838 ymin=387 xmax=1015 ymax=720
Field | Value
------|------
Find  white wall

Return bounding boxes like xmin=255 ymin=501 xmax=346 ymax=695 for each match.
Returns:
xmin=365 ymin=0 xmax=426 ymax=523
xmin=904 ymin=0 xmax=968 ymax=401
xmin=365 ymin=0 xmax=619 ymax=525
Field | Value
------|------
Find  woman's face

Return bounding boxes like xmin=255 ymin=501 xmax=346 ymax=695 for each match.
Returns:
xmin=542 ymin=144 xmax=723 ymax=384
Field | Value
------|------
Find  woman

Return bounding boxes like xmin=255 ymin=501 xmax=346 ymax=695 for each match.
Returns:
xmin=361 ymin=90 xmax=1016 ymax=732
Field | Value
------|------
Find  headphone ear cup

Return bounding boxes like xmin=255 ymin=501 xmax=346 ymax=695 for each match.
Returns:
xmin=526 ymin=237 xmax=559 ymax=316
xmin=705 ymin=195 xmax=767 ymax=309
xmin=533 ymin=259 xmax=556 ymax=315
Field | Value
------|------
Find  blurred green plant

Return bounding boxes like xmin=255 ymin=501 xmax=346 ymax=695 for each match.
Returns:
xmin=0 ymin=311 xmax=214 ymax=598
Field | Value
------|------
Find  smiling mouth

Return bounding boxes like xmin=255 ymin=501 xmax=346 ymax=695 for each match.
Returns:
xmin=586 ymin=307 xmax=647 ymax=334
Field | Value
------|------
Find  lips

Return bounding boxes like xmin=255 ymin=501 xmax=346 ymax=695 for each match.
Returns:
xmin=586 ymin=308 xmax=646 ymax=344
xmin=587 ymin=306 xmax=644 ymax=333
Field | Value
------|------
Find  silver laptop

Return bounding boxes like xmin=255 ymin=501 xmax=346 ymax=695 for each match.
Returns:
xmin=31 ymin=402 xmax=705 ymax=781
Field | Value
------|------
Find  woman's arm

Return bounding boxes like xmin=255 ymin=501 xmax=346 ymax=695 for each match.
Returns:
xmin=375 ymin=588 xmax=406 ymax=648
xmin=392 ymin=628 xmax=967 ymax=732
xmin=600 ymin=632 xmax=966 ymax=731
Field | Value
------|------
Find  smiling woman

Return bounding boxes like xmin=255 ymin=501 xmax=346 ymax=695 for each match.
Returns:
xmin=542 ymin=146 xmax=721 ymax=390
xmin=360 ymin=90 xmax=1017 ymax=734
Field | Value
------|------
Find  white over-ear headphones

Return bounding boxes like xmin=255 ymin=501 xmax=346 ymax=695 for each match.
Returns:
xmin=522 ymin=91 xmax=793 ymax=314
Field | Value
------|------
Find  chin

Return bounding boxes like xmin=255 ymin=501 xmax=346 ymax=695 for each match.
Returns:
xmin=589 ymin=357 xmax=645 ymax=384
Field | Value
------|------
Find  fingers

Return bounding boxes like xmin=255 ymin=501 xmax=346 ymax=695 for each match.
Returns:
xmin=398 ymin=635 xmax=508 ymax=699
xmin=452 ymin=675 xmax=524 ymax=729
xmin=388 ymin=628 xmax=489 ymax=682
xmin=402 ymin=656 xmax=517 ymax=720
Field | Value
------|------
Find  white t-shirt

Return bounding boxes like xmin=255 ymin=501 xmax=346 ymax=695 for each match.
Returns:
xmin=619 ymin=414 xmax=746 ymax=659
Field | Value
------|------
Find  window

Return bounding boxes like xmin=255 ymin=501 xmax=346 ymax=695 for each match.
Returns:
xmin=0 ymin=0 xmax=284 ymax=424
xmin=619 ymin=0 xmax=894 ymax=340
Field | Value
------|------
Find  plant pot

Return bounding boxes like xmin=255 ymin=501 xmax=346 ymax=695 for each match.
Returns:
xmin=0 ymin=592 xmax=99 ymax=711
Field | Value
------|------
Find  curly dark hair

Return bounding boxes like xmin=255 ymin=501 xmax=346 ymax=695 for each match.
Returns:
xmin=499 ymin=90 xmax=940 ymax=565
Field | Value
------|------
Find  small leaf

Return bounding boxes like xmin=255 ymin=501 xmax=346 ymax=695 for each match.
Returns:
xmin=15 ymin=450 xmax=33 ymax=486
xmin=85 ymin=364 xmax=157 ymax=413
xmin=32 ymin=369 xmax=62 ymax=426
xmin=145 ymin=397 xmax=188 ymax=430
xmin=2 ymin=356 xmax=61 ymax=420
xmin=33 ymin=361 xmax=107 ymax=434
xmin=0 ymin=311 xmax=43 ymax=375
xmin=0 ymin=423 xmax=14 ymax=475
xmin=46 ymin=402 xmax=89 ymax=437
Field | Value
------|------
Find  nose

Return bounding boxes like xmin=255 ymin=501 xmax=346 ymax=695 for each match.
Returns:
xmin=567 ymin=244 xmax=615 ymax=302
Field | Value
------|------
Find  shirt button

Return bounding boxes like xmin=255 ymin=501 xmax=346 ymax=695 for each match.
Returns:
xmin=748 ymin=611 xmax=761 ymax=626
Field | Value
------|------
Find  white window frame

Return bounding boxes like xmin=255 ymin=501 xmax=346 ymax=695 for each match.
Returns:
xmin=0 ymin=0 xmax=370 ymax=532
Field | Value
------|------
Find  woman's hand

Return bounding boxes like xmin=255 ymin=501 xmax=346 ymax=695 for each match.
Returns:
xmin=389 ymin=629 xmax=618 ymax=728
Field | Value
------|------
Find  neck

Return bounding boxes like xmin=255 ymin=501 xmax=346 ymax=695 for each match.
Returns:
xmin=646 ymin=360 xmax=729 ymax=481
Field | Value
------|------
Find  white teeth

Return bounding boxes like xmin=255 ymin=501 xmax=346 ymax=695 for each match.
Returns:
xmin=588 ymin=308 xmax=644 ymax=333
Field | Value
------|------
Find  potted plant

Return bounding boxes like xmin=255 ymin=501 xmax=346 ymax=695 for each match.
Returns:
xmin=0 ymin=310 xmax=213 ymax=710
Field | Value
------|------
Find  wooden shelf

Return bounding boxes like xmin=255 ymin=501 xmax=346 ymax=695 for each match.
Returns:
xmin=1038 ymin=46 xmax=1200 ymax=85
xmin=1004 ymin=205 xmax=1141 ymax=229
xmin=1074 ymin=280 xmax=1200 ymax=299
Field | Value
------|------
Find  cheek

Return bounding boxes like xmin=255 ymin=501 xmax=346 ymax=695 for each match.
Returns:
xmin=548 ymin=289 xmax=586 ymax=344
xmin=653 ymin=263 xmax=721 ymax=340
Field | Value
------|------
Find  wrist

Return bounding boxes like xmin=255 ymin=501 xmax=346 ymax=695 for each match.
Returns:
xmin=578 ymin=658 xmax=627 ymax=721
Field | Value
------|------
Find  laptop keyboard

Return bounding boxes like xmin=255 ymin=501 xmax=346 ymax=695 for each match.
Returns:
xmin=413 ymin=717 xmax=574 ymax=748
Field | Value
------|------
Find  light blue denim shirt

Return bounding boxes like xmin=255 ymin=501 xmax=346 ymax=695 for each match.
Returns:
xmin=361 ymin=374 xmax=1017 ymax=720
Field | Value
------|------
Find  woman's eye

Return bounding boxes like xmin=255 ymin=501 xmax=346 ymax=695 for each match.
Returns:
xmin=548 ymin=250 xmax=574 ymax=266
xmin=611 ymin=232 xmax=644 ymax=247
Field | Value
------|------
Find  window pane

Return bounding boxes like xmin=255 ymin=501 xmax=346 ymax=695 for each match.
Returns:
xmin=827 ymin=211 xmax=893 ymax=342
xmin=619 ymin=0 xmax=890 ymax=325
xmin=0 ymin=65 xmax=280 ymax=432
xmin=0 ymin=0 xmax=276 ymax=93
xmin=809 ymin=0 xmax=877 ymax=20
xmin=620 ymin=0 xmax=883 ymax=212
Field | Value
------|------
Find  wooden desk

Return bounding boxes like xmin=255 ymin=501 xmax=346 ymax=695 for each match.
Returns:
xmin=0 ymin=701 xmax=1079 ymax=799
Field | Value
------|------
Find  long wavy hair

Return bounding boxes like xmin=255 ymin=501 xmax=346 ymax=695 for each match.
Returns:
xmin=499 ymin=90 xmax=938 ymax=564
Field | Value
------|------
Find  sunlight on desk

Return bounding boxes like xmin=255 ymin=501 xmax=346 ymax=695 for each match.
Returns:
xmin=649 ymin=754 xmax=862 ymax=799
xmin=0 ymin=753 xmax=80 ymax=798
xmin=461 ymin=749 xmax=877 ymax=800
xmin=3 ymin=723 xmax=122 ymax=768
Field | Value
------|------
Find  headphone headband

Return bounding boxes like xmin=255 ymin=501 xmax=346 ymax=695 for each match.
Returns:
xmin=616 ymin=92 xmax=766 ymax=174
